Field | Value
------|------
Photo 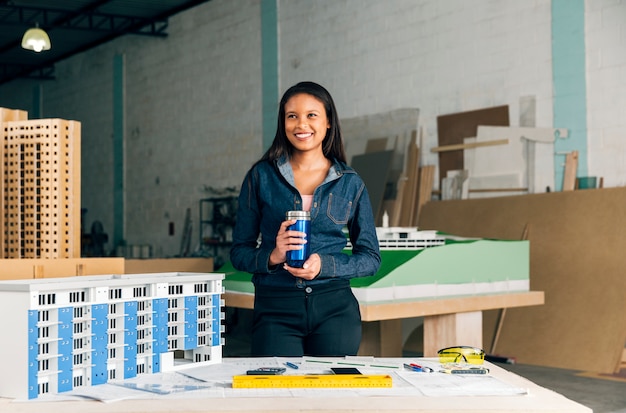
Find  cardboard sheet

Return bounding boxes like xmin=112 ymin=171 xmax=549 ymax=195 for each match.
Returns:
xmin=418 ymin=188 xmax=626 ymax=374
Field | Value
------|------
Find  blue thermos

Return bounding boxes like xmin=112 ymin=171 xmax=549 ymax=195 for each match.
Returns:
xmin=285 ymin=210 xmax=310 ymax=267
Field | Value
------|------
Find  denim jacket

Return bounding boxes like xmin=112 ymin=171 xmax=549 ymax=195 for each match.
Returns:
xmin=230 ymin=155 xmax=381 ymax=289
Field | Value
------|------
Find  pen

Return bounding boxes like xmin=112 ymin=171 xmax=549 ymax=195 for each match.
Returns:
xmin=404 ymin=363 xmax=434 ymax=372
xmin=404 ymin=363 xmax=424 ymax=372
xmin=284 ymin=362 xmax=299 ymax=370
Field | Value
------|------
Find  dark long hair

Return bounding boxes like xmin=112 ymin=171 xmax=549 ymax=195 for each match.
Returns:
xmin=260 ymin=81 xmax=346 ymax=163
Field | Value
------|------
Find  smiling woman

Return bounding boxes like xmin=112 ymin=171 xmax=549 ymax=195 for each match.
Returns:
xmin=230 ymin=81 xmax=381 ymax=358
xmin=284 ymin=93 xmax=332 ymax=195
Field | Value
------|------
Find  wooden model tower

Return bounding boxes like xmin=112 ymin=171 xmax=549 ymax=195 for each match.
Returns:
xmin=1 ymin=108 xmax=81 ymax=258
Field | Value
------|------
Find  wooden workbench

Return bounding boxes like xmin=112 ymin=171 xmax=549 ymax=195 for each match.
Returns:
xmin=224 ymin=290 xmax=545 ymax=357
xmin=0 ymin=359 xmax=589 ymax=413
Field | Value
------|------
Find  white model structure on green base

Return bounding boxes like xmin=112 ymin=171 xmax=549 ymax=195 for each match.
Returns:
xmin=222 ymin=228 xmax=529 ymax=304
xmin=350 ymin=231 xmax=529 ymax=303
xmin=0 ymin=272 xmax=224 ymax=400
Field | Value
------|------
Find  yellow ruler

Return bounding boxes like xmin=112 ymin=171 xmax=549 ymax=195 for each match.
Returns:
xmin=232 ymin=374 xmax=392 ymax=388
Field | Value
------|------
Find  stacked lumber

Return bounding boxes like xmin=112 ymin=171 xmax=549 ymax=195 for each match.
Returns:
xmin=373 ymin=129 xmax=435 ymax=227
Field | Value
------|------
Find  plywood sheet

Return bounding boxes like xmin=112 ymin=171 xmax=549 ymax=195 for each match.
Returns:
xmin=342 ymin=109 xmax=420 ymax=218
xmin=125 ymin=257 xmax=214 ymax=274
xmin=0 ymin=258 xmax=125 ymax=280
xmin=418 ymin=188 xmax=626 ymax=374
xmin=351 ymin=150 xmax=394 ymax=224
xmin=365 ymin=138 xmax=388 ymax=153
xmin=436 ymin=105 xmax=509 ymax=187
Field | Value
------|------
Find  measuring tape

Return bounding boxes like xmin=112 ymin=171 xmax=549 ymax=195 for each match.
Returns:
xmin=232 ymin=374 xmax=392 ymax=388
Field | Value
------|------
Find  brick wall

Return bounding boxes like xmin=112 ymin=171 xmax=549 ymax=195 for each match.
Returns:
xmin=0 ymin=0 xmax=622 ymax=257
xmin=585 ymin=0 xmax=626 ymax=187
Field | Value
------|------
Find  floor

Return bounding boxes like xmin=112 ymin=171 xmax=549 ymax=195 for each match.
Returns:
xmin=497 ymin=363 xmax=626 ymax=413
xmin=223 ymin=308 xmax=626 ymax=413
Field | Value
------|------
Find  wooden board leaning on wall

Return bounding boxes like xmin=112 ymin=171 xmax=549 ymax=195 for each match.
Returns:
xmin=418 ymin=187 xmax=626 ymax=374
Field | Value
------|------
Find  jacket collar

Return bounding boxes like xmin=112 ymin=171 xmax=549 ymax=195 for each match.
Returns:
xmin=276 ymin=155 xmax=344 ymax=188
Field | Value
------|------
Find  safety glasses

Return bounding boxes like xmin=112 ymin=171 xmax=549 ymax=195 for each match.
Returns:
xmin=437 ymin=346 xmax=485 ymax=365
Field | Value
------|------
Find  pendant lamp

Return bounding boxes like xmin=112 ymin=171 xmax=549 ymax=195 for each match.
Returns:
xmin=21 ymin=24 xmax=51 ymax=53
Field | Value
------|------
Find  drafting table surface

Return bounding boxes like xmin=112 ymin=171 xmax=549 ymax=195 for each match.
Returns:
xmin=0 ymin=358 xmax=589 ymax=413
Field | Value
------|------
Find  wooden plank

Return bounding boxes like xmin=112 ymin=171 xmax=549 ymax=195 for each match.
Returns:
xmin=125 ymin=257 xmax=214 ymax=274
xmin=469 ymin=188 xmax=528 ymax=193
xmin=431 ymin=139 xmax=509 ymax=153
xmin=224 ymin=290 xmax=545 ymax=323
xmin=0 ymin=258 xmax=125 ymax=280
xmin=436 ymin=105 xmax=509 ymax=188
xmin=490 ymin=308 xmax=508 ymax=354
xmin=423 ymin=311 xmax=482 ymax=357
xmin=359 ymin=320 xmax=403 ymax=357
xmin=358 ymin=291 xmax=544 ymax=322
xmin=415 ymin=165 xmax=435 ymax=225
xmin=224 ymin=290 xmax=544 ymax=323
xmin=398 ymin=130 xmax=419 ymax=226
xmin=562 ymin=150 xmax=578 ymax=191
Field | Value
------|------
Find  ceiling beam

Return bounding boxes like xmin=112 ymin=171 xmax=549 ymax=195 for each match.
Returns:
xmin=0 ymin=2 xmax=169 ymax=37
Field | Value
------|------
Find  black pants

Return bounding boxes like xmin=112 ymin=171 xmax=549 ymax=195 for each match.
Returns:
xmin=251 ymin=282 xmax=362 ymax=357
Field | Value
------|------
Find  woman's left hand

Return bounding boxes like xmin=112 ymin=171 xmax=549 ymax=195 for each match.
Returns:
xmin=284 ymin=253 xmax=321 ymax=280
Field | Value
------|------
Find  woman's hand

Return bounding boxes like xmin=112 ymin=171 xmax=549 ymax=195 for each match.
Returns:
xmin=269 ymin=219 xmax=306 ymax=266
xmin=285 ymin=253 xmax=321 ymax=280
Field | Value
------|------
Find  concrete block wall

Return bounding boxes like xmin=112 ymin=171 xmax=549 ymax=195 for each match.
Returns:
xmin=585 ymin=0 xmax=626 ymax=187
xmin=279 ymin=0 xmax=554 ymax=170
xmin=0 ymin=0 xmax=623 ymax=257
xmin=121 ymin=0 xmax=262 ymax=257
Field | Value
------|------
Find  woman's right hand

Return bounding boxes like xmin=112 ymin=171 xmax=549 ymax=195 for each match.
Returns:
xmin=269 ymin=219 xmax=306 ymax=266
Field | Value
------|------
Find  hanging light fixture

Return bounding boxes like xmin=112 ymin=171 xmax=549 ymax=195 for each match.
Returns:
xmin=21 ymin=24 xmax=51 ymax=53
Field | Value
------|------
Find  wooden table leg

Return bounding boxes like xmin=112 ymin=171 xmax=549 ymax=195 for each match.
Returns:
xmin=423 ymin=311 xmax=483 ymax=357
xmin=359 ymin=319 xmax=403 ymax=357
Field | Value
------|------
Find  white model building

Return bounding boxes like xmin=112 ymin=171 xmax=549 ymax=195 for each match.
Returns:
xmin=345 ymin=226 xmax=446 ymax=250
xmin=374 ymin=227 xmax=446 ymax=249
xmin=0 ymin=272 xmax=224 ymax=400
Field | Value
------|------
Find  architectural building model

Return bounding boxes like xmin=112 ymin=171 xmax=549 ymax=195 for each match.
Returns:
xmin=0 ymin=272 xmax=224 ymax=400
xmin=345 ymin=227 xmax=446 ymax=250
xmin=224 ymin=227 xmax=529 ymax=304
xmin=376 ymin=227 xmax=446 ymax=249
xmin=1 ymin=107 xmax=81 ymax=259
